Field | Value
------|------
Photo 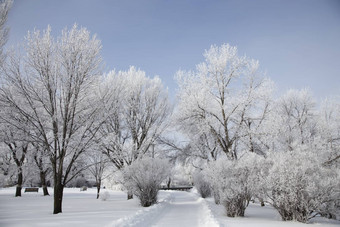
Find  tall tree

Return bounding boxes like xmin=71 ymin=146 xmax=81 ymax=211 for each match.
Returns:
xmin=175 ymin=44 xmax=272 ymax=160
xmin=99 ymin=67 xmax=171 ymax=198
xmin=0 ymin=25 xmax=103 ymax=214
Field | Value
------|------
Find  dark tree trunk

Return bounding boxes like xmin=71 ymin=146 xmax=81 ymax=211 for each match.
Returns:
xmin=96 ymin=179 xmax=101 ymax=199
xmin=33 ymin=149 xmax=50 ymax=196
xmin=127 ymin=190 xmax=133 ymax=200
xmin=40 ymin=171 xmax=49 ymax=196
xmin=258 ymin=197 xmax=265 ymax=206
xmin=167 ymin=177 xmax=171 ymax=189
xmin=53 ymin=182 xmax=64 ymax=214
xmin=96 ymin=186 xmax=100 ymax=199
xmin=15 ymin=185 xmax=22 ymax=197
xmin=8 ymin=143 xmax=27 ymax=197
xmin=15 ymin=170 xmax=23 ymax=197
xmin=43 ymin=186 xmax=49 ymax=196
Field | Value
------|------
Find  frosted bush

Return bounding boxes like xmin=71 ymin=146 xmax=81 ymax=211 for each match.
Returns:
xmin=261 ymin=149 xmax=340 ymax=223
xmin=203 ymin=166 xmax=220 ymax=204
xmin=193 ymin=171 xmax=211 ymax=198
xmin=205 ymin=153 xmax=263 ymax=217
xmin=100 ymin=191 xmax=110 ymax=201
xmin=122 ymin=157 xmax=171 ymax=207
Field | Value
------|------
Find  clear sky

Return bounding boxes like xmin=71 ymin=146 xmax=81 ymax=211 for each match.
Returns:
xmin=5 ymin=0 xmax=340 ymax=100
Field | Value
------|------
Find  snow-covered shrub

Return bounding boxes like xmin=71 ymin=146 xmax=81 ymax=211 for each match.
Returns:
xmin=193 ymin=171 xmax=211 ymax=198
xmin=261 ymin=149 xmax=340 ymax=223
xmin=100 ymin=191 xmax=110 ymax=201
xmin=122 ymin=157 xmax=171 ymax=207
xmin=205 ymin=153 xmax=263 ymax=217
xmin=203 ymin=166 xmax=221 ymax=204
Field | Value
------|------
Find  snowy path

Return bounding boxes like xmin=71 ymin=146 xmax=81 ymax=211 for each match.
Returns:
xmin=149 ymin=191 xmax=219 ymax=227
xmin=111 ymin=191 xmax=220 ymax=227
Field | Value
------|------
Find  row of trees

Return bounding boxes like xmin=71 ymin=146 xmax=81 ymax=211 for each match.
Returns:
xmin=173 ymin=44 xmax=340 ymax=223
xmin=0 ymin=1 xmax=172 ymax=213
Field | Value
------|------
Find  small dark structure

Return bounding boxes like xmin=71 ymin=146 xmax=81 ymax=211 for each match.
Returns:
xmin=24 ymin=187 xmax=39 ymax=193
xmin=159 ymin=186 xmax=193 ymax=191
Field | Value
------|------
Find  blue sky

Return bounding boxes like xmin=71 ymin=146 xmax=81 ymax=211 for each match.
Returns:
xmin=6 ymin=0 xmax=340 ymax=99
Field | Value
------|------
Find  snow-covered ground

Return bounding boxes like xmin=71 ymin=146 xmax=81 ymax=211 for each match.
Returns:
xmin=0 ymin=187 xmax=146 ymax=227
xmin=206 ymin=198 xmax=340 ymax=227
xmin=0 ymin=187 xmax=339 ymax=227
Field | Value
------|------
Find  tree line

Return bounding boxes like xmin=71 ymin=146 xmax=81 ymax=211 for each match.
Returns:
xmin=172 ymin=44 xmax=339 ymax=222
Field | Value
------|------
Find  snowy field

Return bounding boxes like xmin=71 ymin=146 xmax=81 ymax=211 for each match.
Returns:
xmin=0 ymin=187 xmax=339 ymax=227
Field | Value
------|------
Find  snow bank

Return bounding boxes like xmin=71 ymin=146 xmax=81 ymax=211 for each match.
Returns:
xmin=107 ymin=193 xmax=173 ymax=227
xmin=197 ymin=197 xmax=220 ymax=227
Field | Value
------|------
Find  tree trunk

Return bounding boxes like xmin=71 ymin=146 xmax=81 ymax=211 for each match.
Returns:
xmin=167 ymin=177 xmax=171 ymax=189
xmin=96 ymin=186 xmax=100 ymax=199
xmin=40 ymin=171 xmax=49 ymax=196
xmin=53 ymin=182 xmax=64 ymax=214
xmin=96 ymin=179 xmax=101 ymax=199
xmin=127 ymin=190 xmax=133 ymax=200
xmin=260 ymin=198 xmax=265 ymax=207
xmin=15 ymin=170 xmax=23 ymax=197
xmin=43 ymin=186 xmax=49 ymax=196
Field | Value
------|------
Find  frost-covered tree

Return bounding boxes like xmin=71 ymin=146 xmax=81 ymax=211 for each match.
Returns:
xmin=122 ymin=157 xmax=170 ymax=207
xmin=3 ymin=140 xmax=28 ymax=197
xmin=0 ymin=25 xmax=103 ymax=214
xmin=86 ymin=149 xmax=110 ymax=199
xmin=0 ymin=114 xmax=30 ymax=197
xmin=260 ymin=149 xmax=340 ymax=222
xmin=171 ymin=44 xmax=272 ymax=213
xmin=100 ymin=67 xmax=171 ymax=167
xmin=275 ymin=89 xmax=316 ymax=151
xmin=175 ymin=44 xmax=272 ymax=160
xmin=255 ymin=90 xmax=340 ymax=222
xmin=99 ymin=67 xmax=171 ymax=198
